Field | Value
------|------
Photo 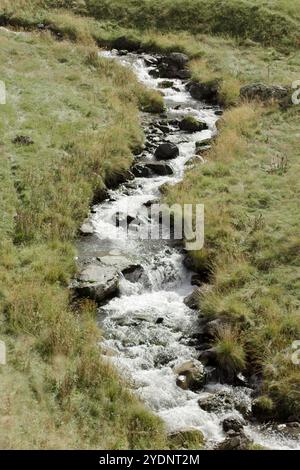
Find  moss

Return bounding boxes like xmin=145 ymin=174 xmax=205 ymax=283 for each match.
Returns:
xmin=168 ymin=429 xmax=205 ymax=450
xmin=252 ymin=396 xmax=275 ymax=421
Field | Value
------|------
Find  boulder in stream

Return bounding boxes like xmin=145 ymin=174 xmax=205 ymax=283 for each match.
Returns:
xmin=168 ymin=428 xmax=205 ymax=449
xmin=155 ymin=142 xmax=179 ymax=160
xmin=179 ymin=116 xmax=208 ymax=133
xmin=174 ymin=359 xmax=206 ymax=391
xmin=184 ymin=289 xmax=201 ymax=310
xmin=154 ymin=53 xmax=191 ymax=80
xmin=187 ymin=80 xmax=220 ymax=105
xmin=222 ymin=416 xmax=245 ymax=433
xmin=198 ymin=389 xmax=251 ymax=418
xmin=75 ymin=264 xmax=119 ymax=303
xmin=97 ymin=254 xmax=143 ymax=282
xmin=216 ymin=431 xmax=253 ymax=450
xmin=132 ymin=161 xmax=174 ymax=177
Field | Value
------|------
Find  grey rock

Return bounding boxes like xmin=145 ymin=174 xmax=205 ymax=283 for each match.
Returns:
xmin=179 ymin=117 xmax=208 ymax=133
xmin=187 ymin=80 xmax=220 ymax=104
xmin=79 ymin=220 xmax=94 ymax=236
xmin=97 ymin=254 xmax=143 ymax=282
xmin=216 ymin=432 xmax=252 ymax=450
xmin=76 ymin=264 xmax=119 ymax=303
xmin=240 ymin=83 xmax=289 ymax=102
xmin=132 ymin=161 xmax=174 ymax=177
xmin=184 ymin=289 xmax=201 ymax=310
xmin=174 ymin=359 xmax=206 ymax=391
xmin=222 ymin=417 xmax=245 ymax=433
xmin=167 ymin=52 xmax=189 ymax=68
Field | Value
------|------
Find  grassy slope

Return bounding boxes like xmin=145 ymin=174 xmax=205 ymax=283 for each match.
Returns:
xmin=0 ymin=29 xmax=166 ymax=449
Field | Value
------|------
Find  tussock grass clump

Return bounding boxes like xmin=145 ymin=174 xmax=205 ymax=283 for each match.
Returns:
xmin=213 ymin=326 xmax=246 ymax=375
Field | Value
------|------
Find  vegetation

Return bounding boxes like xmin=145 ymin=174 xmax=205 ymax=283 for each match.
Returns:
xmin=0 ymin=0 xmax=300 ymax=448
xmin=166 ymin=100 xmax=300 ymax=419
xmin=0 ymin=27 xmax=166 ymax=448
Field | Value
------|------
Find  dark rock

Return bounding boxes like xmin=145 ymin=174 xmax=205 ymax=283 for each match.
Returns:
xmin=179 ymin=116 xmax=208 ymax=133
xmin=198 ymin=389 xmax=251 ymax=418
xmin=143 ymin=198 xmax=160 ymax=208
xmin=112 ymin=36 xmax=141 ymax=52
xmin=122 ymin=264 xmax=144 ymax=283
xmin=104 ymin=169 xmax=134 ymax=189
xmin=191 ymin=274 xmax=203 ymax=286
xmin=154 ymin=52 xmax=190 ymax=80
xmin=132 ymin=161 xmax=174 ymax=177
xmin=195 ymin=138 xmax=212 ymax=151
xmin=240 ymin=83 xmax=289 ymax=102
xmin=188 ymin=80 xmax=220 ymax=104
xmin=202 ymin=319 xmax=225 ymax=339
xmin=155 ymin=142 xmax=179 ymax=160
xmin=216 ymin=432 xmax=252 ymax=450
xmin=154 ymin=121 xmax=172 ymax=133
xmin=75 ymin=264 xmax=119 ymax=303
xmin=149 ymin=68 xmax=160 ymax=78
xmin=154 ymin=349 xmax=174 ymax=367
xmin=215 ymin=110 xmax=223 ymax=116
xmin=176 ymin=69 xmax=192 ymax=80
xmin=92 ymin=186 xmax=109 ymax=205
xmin=117 ymin=50 xmax=128 ymax=56
xmin=167 ymin=52 xmax=189 ymax=68
xmin=156 ymin=317 xmax=164 ymax=324
xmin=12 ymin=135 xmax=34 ymax=145
xmin=222 ymin=417 xmax=245 ymax=433
xmin=198 ymin=348 xmax=218 ymax=366
xmin=184 ymin=289 xmax=201 ymax=310
xmin=160 ymin=80 xmax=174 ymax=88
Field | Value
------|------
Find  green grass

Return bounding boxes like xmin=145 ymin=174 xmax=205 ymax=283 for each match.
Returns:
xmin=84 ymin=0 xmax=300 ymax=48
xmin=166 ymin=101 xmax=300 ymax=419
xmin=0 ymin=28 xmax=166 ymax=449
xmin=2 ymin=2 xmax=299 ymax=109
xmin=1 ymin=0 xmax=300 ymax=442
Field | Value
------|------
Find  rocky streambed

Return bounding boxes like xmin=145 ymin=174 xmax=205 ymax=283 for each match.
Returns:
xmin=73 ymin=49 xmax=300 ymax=450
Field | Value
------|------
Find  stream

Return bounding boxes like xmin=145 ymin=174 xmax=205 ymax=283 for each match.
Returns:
xmin=77 ymin=50 xmax=300 ymax=450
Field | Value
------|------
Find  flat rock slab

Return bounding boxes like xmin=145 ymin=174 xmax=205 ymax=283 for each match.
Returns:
xmin=97 ymin=255 xmax=143 ymax=281
xmin=76 ymin=264 xmax=119 ymax=303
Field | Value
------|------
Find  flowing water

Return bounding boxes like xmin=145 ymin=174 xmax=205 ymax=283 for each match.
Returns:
xmin=78 ymin=50 xmax=300 ymax=450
